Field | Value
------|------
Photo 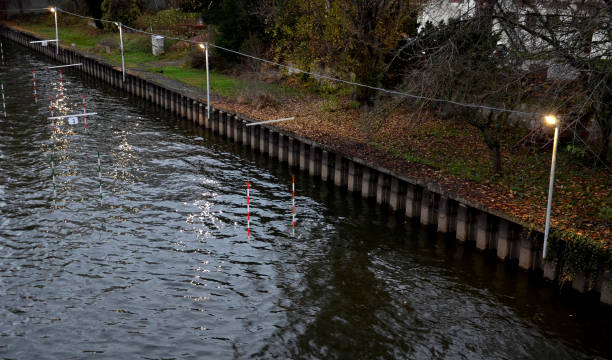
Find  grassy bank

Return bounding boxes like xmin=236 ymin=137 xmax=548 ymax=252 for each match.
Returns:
xmin=4 ymin=14 xmax=610 ymax=283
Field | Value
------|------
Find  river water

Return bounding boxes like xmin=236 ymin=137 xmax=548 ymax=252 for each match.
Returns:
xmin=1 ymin=40 xmax=611 ymax=359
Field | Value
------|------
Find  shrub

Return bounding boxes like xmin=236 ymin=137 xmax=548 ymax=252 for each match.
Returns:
xmin=101 ymin=0 xmax=147 ymax=30
xmin=566 ymin=144 xmax=587 ymax=160
xmin=236 ymin=80 xmax=281 ymax=110
xmin=201 ymin=0 xmax=266 ymax=61
xmin=124 ymin=35 xmax=150 ymax=53
xmin=135 ymin=8 xmax=200 ymax=36
xmin=187 ymin=46 xmax=207 ymax=69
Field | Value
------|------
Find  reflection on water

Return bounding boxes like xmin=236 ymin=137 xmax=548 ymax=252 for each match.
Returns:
xmin=0 ymin=40 xmax=611 ymax=359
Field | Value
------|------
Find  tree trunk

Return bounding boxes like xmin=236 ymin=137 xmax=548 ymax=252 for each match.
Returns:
xmin=597 ymin=118 xmax=610 ymax=165
xmin=594 ymin=88 xmax=611 ymax=166
xmin=492 ymin=144 xmax=502 ymax=175
xmin=483 ymin=126 xmax=503 ymax=175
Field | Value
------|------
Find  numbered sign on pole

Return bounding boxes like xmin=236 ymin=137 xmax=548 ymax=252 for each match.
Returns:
xmin=42 ymin=41 xmax=48 ymax=47
xmin=68 ymin=116 xmax=78 ymax=125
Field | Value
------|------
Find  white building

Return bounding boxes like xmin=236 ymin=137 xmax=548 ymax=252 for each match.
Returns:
xmin=418 ymin=0 xmax=610 ymax=62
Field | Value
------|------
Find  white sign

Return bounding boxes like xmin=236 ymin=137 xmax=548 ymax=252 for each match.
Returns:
xmin=42 ymin=41 xmax=48 ymax=47
xmin=68 ymin=116 xmax=78 ymax=125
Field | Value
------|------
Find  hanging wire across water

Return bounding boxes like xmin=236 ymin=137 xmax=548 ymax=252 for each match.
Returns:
xmin=54 ymin=7 xmax=542 ymax=118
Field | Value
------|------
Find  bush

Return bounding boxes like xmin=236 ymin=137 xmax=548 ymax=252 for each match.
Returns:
xmin=187 ymin=46 xmax=207 ymax=69
xmin=236 ymin=80 xmax=281 ymax=110
xmin=566 ymin=144 xmax=587 ymax=160
xmin=101 ymin=0 xmax=147 ymax=30
xmin=124 ymin=35 xmax=150 ymax=53
xmin=135 ymin=8 xmax=200 ymax=36
xmin=179 ymin=0 xmax=203 ymax=12
xmin=201 ymin=0 xmax=266 ymax=61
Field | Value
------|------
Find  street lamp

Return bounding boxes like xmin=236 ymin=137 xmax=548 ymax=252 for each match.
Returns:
xmin=50 ymin=7 xmax=58 ymax=54
xmin=200 ymin=43 xmax=210 ymax=120
xmin=543 ymin=114 xmax=560 ymax=259
xmin=115 ymin=22 xmax=125 ymax=82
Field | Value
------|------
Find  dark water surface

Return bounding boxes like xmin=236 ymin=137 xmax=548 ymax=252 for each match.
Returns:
xmin=1 ymin=41 xmax=611 ymax=359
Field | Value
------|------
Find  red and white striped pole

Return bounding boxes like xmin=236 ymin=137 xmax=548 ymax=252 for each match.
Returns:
xmin=51 ymin=152 xmax=56 ymax=203
xmin=82 ymin=93 xmax=87 ymax=129
xmin=1 ymin=80 xmax=5 ymax=118
xmin=247 ymin=180 xmax=251 ymax=238
xmin=32 ymin=70 xmax=38 ymax=103
xmin=49 ymin=95 xmax=54 ymax=131
xmin=292 ymin=175 xmax=295 ymax=236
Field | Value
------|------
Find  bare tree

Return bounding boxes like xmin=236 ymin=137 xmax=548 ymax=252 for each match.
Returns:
xmin=400 ymin=4 xmax=539 ymax=175
xmin=393 ymin=0 xmax=611 ymax=175
xmin=492 ymin=0 xmax=612 ymax=165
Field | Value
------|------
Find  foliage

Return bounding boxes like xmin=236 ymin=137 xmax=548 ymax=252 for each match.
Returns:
xmin=187 ymin=45 xmax=207 ymax=69
xmin=12 ymin=10 xmax=611 ymax=267
xmin=547 ymin=229 xmax=611 ymax=289
xmin=164 ymin=0 xmax=201 ymax=10
xmin=566 ymin=144 xmax=587 ymax=161
xmin=600 ymin=206 xmax=612 ymax=224
xmin=267 ymin=0 xmax=419 ymax=105
xmin=492 ymin=0 xmax=612 ymax=165
xmin=407 ymin=15 xmax=531 ymax=175
xmin=101 ymin=0 xmax=147 ymax=29
xmin=237 ymin=83 xmax=282 ymax=110
xmin=84 ymin=0 xmax=104 ymax=29
xmin=320 ymin=94 xmax=341 ymax=113
xmin=123 ymin=34 xmax=150 ymax=53
xmin=147 ymin=65 xmax=247 ymax=97
xmin=179 ymin=0 xmax=204 ymax=12
xmin=136 ymin=8 xmax=200 ymax=35
xmin=201 ymin=0 xmax=266 ymax=61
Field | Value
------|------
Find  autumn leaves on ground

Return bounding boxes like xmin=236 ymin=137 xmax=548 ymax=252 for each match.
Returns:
xmin=220 ymin=92 xmax=611 ymax=249
xmin=7 ymin=13 xmax=610 ymax=251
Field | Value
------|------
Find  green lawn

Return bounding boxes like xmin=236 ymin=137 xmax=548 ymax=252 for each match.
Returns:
xmin=147 ymin=66 xmax=243 ymax=97
xmin=16 ymin=19 xmax=245 ymax=96
xmin=25 ymin=22 xmax=103 ymax=49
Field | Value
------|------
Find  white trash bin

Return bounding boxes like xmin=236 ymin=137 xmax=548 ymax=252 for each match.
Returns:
xmin=152 ymin=35 xmax=164 ymax=56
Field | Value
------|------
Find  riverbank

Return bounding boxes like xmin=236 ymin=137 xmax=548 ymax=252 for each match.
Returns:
xmin=3 ymin=37 xmax=612 ymax=358
xmin=1 ymin=20 xmax=610 ymax=304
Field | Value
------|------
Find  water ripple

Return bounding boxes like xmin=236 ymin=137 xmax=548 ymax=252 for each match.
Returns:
xmin=0 ymin=39 xmax=610 ymax=360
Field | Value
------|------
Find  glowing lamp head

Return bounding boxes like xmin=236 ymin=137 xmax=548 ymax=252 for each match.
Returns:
xmin=544 ymin=115 xmax=558 ymax=126
xmin=199 ymin=43 xmax=205 ymax=49
xmin=49 ymin=7 xmax=55 ymax=13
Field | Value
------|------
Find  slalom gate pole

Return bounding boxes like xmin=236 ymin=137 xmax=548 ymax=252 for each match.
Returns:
xmin=32 ymin=70 xmax=38 ymax=103
xmin=292 ymin=175 xmax=295 ymax=236
xmin=58 ymin=70 xmax=64 ymax=99
xmin=205 ymin=43 xmax=210 ymax=121
xmin=97 ymin=151 xmax=102 ymax=199
xmin=247 ymin=180 xmax=250 ymax=238
xmin=51 ymin=153 xmax=56 ymax=203
xmin=49 ymin=96 xmax=55 ymax=131
xmin=82 ymin=93 xmax=87 ymax=129
xmin=1 ymin=80 xmax=6 ymax=117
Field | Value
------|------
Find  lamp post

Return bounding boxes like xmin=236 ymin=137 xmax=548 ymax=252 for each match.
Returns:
xmin=199 ymin=43 xmax=210 ymax=120
xmin=543 ymin=114 xmax=560 ymax=259
xmin=50 ymin=7 xmax=58 ymax=54
xmin=116 ymin=22 xmax=125 ymax=82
